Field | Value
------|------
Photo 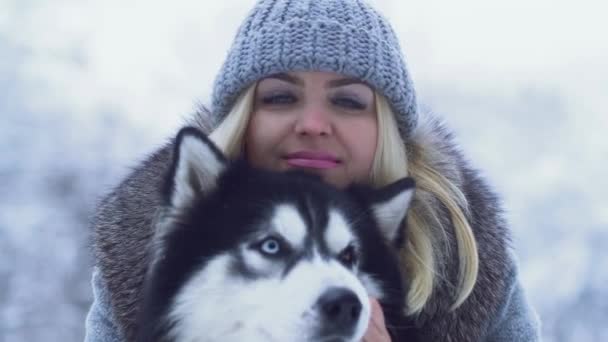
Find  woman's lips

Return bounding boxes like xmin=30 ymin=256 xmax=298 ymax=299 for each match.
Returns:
xmin=284 ymin=151 xmax=340 ymax=170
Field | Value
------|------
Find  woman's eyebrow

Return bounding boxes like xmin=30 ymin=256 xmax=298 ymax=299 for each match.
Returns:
xmin=326 ymin=77 xmax=370 ymax=88
xmin=260 ymin=74 xmax=370 ymax=89
xmin=260 ymin=73 xmax=303 ymax=86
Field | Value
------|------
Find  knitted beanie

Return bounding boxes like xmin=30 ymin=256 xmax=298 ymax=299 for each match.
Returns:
xmin=211 ymin=0 xmax=418 ymax=138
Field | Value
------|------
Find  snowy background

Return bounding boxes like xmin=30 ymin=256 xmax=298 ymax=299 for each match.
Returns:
xmin=1 ymin=0 xmax=606 ymax=341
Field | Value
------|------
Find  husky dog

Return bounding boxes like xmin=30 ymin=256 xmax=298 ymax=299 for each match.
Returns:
xmin=134 ymin=127 xmax=417 ymax=342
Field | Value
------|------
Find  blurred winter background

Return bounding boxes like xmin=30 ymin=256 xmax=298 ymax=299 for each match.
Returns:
xmin=1 ymin=0 xmax=606 ymax=340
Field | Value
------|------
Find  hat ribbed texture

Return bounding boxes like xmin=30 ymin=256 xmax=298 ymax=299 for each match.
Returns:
xmin=211 ymin=0 xmax=418 ymax=137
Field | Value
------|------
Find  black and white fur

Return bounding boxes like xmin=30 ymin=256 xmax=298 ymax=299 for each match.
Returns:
xmin=134 ymin=127 xmax=417 ymax=341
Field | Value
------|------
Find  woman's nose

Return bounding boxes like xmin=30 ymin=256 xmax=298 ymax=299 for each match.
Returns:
xmin=294 ymin=105 xmax=333 ymax=136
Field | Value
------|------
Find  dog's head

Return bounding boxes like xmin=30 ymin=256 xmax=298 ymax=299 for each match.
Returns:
xmin=137 ymin=127 xmax=415 ymax=342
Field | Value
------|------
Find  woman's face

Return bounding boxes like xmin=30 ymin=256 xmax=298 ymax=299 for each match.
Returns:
xmin=245 ymin=71 xmax=378 ymax=188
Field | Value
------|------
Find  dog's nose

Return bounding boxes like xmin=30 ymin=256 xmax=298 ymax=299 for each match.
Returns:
xmin=316 ymin=287 xmax=362 ymax=336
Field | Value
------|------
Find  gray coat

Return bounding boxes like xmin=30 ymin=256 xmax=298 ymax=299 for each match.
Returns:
xmin=85 ymin=108 xmax=541 ymax=341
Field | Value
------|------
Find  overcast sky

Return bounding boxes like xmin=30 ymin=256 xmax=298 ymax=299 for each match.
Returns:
xmin=1 ymin=1 xmax=607 ymax=339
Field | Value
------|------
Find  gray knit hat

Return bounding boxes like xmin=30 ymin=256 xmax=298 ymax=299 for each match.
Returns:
xmin=211 ymin=0 xmax=418 ymax=138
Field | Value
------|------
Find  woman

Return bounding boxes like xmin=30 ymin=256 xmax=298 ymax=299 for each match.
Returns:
xmin=85 ymin=0 xmax=540 ymax=341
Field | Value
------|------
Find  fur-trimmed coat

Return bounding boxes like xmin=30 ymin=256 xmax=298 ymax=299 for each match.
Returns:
xmin=85 ymin=107 xmax=540 ymax=341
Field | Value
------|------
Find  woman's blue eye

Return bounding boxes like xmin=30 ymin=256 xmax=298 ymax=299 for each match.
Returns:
xmin=259 ymin=238 xmax=281 ymax=255
xmin=332 ymin=97 xmax=366 ymax=110
xmin=261 ymin=93 xmax=296 ymax=105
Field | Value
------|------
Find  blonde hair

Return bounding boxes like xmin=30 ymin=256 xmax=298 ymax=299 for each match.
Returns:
xmin=209 ymin=84 xmax=479 ymax=314
xmin=372 ymin=94 xmax=479 ymax=313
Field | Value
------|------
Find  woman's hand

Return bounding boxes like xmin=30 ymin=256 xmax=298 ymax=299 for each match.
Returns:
xmin=362 ymin=298 xmax=392 ymax=342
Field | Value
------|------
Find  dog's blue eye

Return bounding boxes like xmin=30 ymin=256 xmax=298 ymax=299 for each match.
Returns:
xmin=259 ymin=238 xmax=281 ymax=255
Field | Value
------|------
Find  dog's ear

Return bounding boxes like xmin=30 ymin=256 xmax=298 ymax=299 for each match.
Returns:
xmin=164 ymin=126 xmax=227 ymax=209
xmin=370 ymin=177 xmax=415 ymax=243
